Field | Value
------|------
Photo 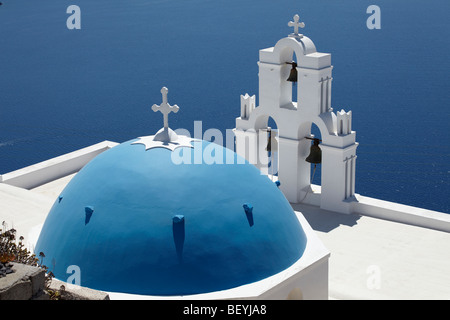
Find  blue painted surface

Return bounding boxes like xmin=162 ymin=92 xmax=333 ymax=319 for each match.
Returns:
xmin=35 ymin=139 xmax=307 ymax=296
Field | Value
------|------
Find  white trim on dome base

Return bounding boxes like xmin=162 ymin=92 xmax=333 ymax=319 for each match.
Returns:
xmin=131 ymin=131 xmax=196 ymax=151
xmin=106 ymin=211 xmax=330 ymax=300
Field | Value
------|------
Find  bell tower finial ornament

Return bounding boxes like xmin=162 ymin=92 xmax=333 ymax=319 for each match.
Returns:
xmin=288 ymin=14 xmax=305 ymax=38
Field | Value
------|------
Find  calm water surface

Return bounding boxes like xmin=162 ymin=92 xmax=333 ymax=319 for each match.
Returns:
xmin=0 ymin=0 xmax=449 ymax=212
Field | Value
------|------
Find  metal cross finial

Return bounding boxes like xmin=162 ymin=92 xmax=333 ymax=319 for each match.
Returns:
xmin=151 ymin=87 xmax=179 ymax=129
xmin=288 ymin=14 xmax=305 ymax=37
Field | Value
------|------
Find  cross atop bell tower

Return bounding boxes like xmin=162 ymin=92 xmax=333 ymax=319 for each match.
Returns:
xmin=288 ymin=14 xmax=305 ymax=38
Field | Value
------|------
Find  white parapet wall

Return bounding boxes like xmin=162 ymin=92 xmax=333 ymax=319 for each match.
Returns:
xmin=290 ymin=184 xmax=450 ymax=233
xmin=284 ymin=183 xmax=450 ymax=233
xmin=351 ymin=194 xmax=450 ymax=233
xmin=0 ymin=141 xmax=118 ymax=190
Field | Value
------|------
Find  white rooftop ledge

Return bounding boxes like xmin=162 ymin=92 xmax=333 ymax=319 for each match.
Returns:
xmin=289 ymin=184 xmax=450 ymax=233
xmin=0 ymin=140 xmax=118 ymax=190
xmin=351 ymin=194 xmax=450 ymax=233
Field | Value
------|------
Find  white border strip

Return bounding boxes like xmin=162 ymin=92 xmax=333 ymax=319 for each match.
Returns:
xmin=351 ymin=194 xmax=450 ymax=233
xmin=0 ymin=141 xmax=118 ymax=189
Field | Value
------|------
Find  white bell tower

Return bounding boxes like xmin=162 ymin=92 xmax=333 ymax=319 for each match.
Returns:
xmin=234 ymin=14 xmax=358 ymax=214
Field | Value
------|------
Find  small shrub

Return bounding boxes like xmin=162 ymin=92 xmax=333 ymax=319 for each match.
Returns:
xmin=1 ymin=221 xmax=56 ymax=298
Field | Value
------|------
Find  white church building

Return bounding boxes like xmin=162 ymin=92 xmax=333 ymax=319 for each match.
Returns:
xmin=1 ymin=15 xmax=450 ymax=300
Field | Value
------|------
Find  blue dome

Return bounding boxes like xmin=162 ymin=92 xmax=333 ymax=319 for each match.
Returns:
xmin=35 ymin=138 xmax=307 ymax=295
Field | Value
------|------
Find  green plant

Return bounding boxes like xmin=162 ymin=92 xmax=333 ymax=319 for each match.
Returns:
xmin=1 ymin=221 xmax=55 ymax=298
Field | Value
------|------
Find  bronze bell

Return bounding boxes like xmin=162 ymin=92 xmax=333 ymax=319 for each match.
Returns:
xmin=265 ymin=129 xmax=278 ymax=153
xmin=286 ymin=61 xmax=298 ymax=82
xmin=305 ymin=138 xmax=321 ymax=164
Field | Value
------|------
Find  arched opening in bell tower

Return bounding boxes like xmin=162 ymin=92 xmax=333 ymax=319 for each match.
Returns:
xmin=253 ymin=113 xmax=280 ymax=181
xmin=266 ymin=116 xmax=279 ymax=181
xmin=277 ymin=41 xmax=304 ymax=111
xmin=298 ymin=121 xmax=323 ymax=203
xmin=281 ymin=50 xmax=299 ymax=110
xmin=309 ymin=123 xmax=322 ymax=188
xmin=289 ymin=52 xmax=298 ymax=104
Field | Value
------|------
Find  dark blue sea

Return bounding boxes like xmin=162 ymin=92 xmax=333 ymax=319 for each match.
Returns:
xmin=0 ymin=0 xmax=449 ymax=213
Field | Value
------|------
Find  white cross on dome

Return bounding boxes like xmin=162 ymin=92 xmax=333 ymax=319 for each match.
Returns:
xmin=151 ymin=87 xmax=179 ymax=130
xmin=132 ymin=86 xmax=194 ymax=151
